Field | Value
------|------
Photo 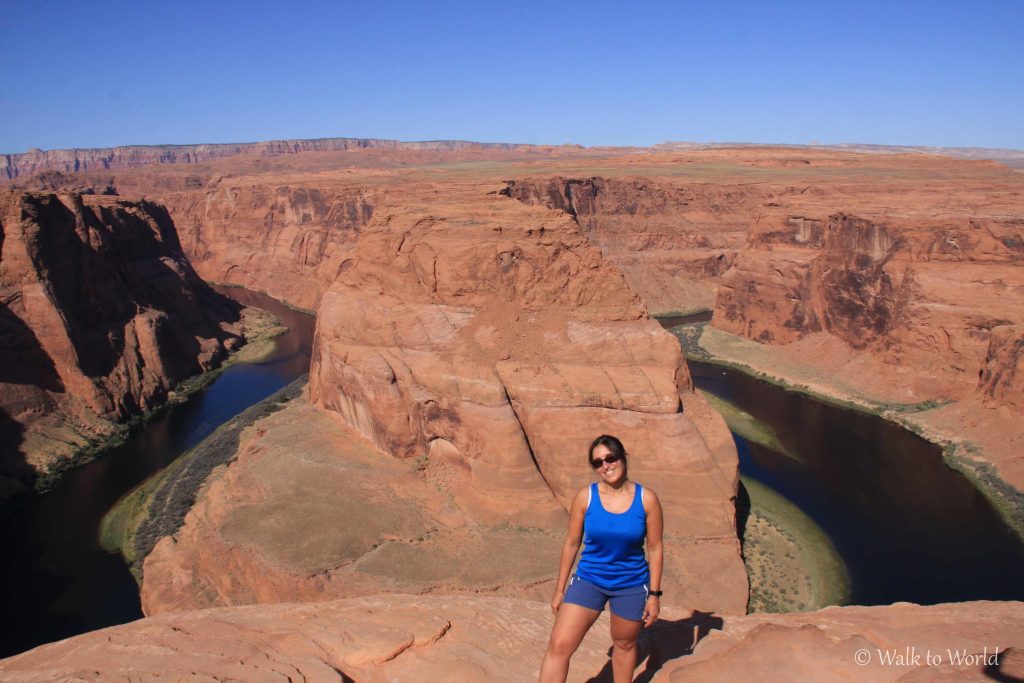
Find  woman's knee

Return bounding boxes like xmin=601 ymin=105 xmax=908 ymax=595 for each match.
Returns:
xmin=611 ymin=636 xmax=637 ymax=652
xmin=547 ymin=634 xmax=583 ymax=658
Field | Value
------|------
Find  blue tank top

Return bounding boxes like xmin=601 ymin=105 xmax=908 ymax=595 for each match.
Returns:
xmin=576 ymin=482 xmax=650 ymax=590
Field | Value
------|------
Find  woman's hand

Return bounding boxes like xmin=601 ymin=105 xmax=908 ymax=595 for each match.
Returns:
xmin=550 ymin=591 xmax=564 ymax=614
xmin=642 ymin=595 xmax=660 ymax=627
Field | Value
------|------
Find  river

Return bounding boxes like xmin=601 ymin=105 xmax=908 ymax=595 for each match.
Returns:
xmin=0 ymin=287 xmax=315 ymax=658
xmin=682 ymin=344 xmax=1024 ymax=606
xmin=3 ymin=302 xmax=1022 ymax=657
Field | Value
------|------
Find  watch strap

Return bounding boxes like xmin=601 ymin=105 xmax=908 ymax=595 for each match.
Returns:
xmin=649 ymin=590 xmax=663 ymax=597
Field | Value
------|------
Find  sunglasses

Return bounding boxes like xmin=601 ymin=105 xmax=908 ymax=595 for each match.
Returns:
xmin=590 ymin=453 xmax=623 ymax=469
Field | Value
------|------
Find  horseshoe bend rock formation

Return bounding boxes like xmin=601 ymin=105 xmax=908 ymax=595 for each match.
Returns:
xmin=139 ymin=179 xmax=747 ymax=616
xmin=2 ymin=597 xmax=1021 ymax=682
xmin=0 ymin=191 xmax=243 ymax=498
xmin=309 ymin=180 xmax=745 ymax=606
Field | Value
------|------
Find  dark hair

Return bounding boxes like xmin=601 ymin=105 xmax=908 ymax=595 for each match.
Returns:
xmin=589 ymin=434 xmax=628 ymax=475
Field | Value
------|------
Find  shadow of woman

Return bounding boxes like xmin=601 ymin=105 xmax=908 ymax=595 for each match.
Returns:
xmin=585 ymin=610 xmax=726 ymax=682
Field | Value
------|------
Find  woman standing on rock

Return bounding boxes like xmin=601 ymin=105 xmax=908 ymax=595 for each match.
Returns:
xmin=539 ymin=434 xmax=664 ymax=683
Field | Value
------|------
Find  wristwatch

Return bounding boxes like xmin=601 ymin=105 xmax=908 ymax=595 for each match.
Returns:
xmin=649 ymin=590 xmax=663 ymax=597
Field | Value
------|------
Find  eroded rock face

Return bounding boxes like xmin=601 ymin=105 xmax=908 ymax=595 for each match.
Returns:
xmin=0 ymin=138 xmax=533 ymax=180
xmin=714 ymin=179 xmax=1024 ymax=404
xmin=503 ymin=177 xmax=761 ymax=314
xmin=979 ymin=325 xmax=1024 ymax=411
xmin=164 ymin=181 xmax=376 ymax=310
xmin=0 ymin=191 xmax=241 ymax=495
xmin=140 ymin=396 xmax=567 ymax=614
xmin=128 ymin=181 xmax=744 ymax=616
xmin=3 ymin=596 xmax=1021 ymax=683
xmin=307 ymin=180 xmax=746 ymax=612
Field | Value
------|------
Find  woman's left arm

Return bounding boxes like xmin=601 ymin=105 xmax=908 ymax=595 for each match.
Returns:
xmin=643 ymin=488 xmax=664 ymax=628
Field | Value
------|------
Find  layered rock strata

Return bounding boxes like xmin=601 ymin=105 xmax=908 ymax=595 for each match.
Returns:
xmin=716 ymin=205 xmax=1024 ymax=400
xmin=164 ymin=181 xmax=376 ymax=310
xmin=142 ymin=206 xmax=747 ymax=612
xmin=307 ymin=180 xmax=745 ymax=611
xmin=0 ymin=191 xmax=242 ymax=496
xmin=709 ymin=169 xmax=1024 ymax=492
xmin=503 ymin=177 xmax=761 ymax=314
xmin=2 ymin=596 xmax=1021 ymax=682
xmin=1 ymin=138 xmax=570 ymax=180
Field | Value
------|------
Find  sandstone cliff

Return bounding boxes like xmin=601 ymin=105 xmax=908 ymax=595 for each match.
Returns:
xmin=163 ymin=180 xmax=376 ymax=311
xmin=706 ymin=167 xmax=1024 ymax=495
xmin=0 ymin=138 xmax=553 ymax=180
xmin=503 ymin=176 xmax=762 ymax=314
xmin=0 ymin=191 xmax=242 ymax=497
xmin=307 ymin=179 xmax=746 ymax=609
xmin=716 ymin=205 xmax=1023 ymax=401
xmin=500 ymin=150 xmax=1023 ymax=495
xmin=138 ymin=177 xmax=748 ymax=615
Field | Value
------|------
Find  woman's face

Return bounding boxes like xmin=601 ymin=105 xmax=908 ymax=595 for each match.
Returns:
xmin=591 ymin=444 xmax=626 ymax=486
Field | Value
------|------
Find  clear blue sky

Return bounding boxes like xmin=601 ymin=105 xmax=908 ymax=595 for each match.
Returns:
xmin=2 ymin=0 xmax=1021 ymax=153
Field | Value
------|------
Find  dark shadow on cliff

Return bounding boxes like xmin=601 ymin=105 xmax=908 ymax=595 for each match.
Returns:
xmin=735 ymin=479 xmax=751 ymax=545
xmin=0 ymin=299 xmax=64 ymax=391
xmin=0 ymin=301 xmax=46 ymax=510
xmin=0 ymin=406 xmax=34 ymax=516
xmin=19 ymin=194 xmax=242 ymax=405
xmin=584 ymin=611 xmax=725 ymax=682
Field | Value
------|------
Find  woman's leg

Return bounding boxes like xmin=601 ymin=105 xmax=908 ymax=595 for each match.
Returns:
xmin=609 ymin=612 xmax=643 ymax=683
xmin=539 ymin=603 xmax=601 ymax=683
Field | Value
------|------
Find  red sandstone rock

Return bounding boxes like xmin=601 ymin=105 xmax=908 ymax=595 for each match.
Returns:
xmin=979 ymin=325 xmax=1024 ymax=411
xmin=662 ymin=601 xmax=1024 ymax=681
xmin=715 ymin=206 xmax=1024 ymax=401
xmin=0 ymin=191 xmax=242 ymax=495
xmin=0 ymin=138 xmax=599 ymax=181
xmin=164 ymin=181 xmax=376 ymax=310
xmin=2 ymin=597 xmax=1021 ymax=682
xmin=503 ymin=176 xmax=762 ymax=314
xmin=305 ymin=179 xmax=745 ymax=611
xmin=142 ymin=380 xmax=744 ymax=616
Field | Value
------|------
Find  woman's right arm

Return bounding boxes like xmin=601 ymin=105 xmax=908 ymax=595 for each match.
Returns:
xmin=551 ymin=487 xmax=588 ymax=614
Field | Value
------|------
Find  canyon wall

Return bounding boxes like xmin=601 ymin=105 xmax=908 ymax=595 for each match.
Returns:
xmin=502 ymin=152 xmax=1024 ymax=495
xmin=503 ymin=177 xmax=762 ymax=314
xmin=308 ymin=180 xmax=745 ymax=603
xmin=715 ymin=199 xmax=1024 ymax=402
xmin=0 ymin=138 xmax=542 ymax=180
xmin=0 ymin=191 xmax=243 ymax=496
xmin=139 ymin=176 xmax=748 ymax=617
xmin=161 ymin=180 xmax=376 ymax=311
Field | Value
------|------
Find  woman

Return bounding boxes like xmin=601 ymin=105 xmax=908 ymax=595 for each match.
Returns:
xmin=539 ymin=434 xmax=664 ymax=683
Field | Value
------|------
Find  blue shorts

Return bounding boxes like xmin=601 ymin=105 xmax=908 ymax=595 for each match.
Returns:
xmin=562 ymin=574 xmax=649 ymax=621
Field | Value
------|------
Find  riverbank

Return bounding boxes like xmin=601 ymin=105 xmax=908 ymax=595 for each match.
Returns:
xmin=739 ymin=477 xmax=850 ymax=612
xmin=27 ymin=306 xmax=287 ymax=499
xmin=699 ymin=388 xmax=848 ymax=612
xmin=671 ymin=321 xmax=1024 ymax=543
xmin=209 ymin=281 xmax=317 ymax=316
xmin=100 ymin=377 xmax=307 ymax=579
